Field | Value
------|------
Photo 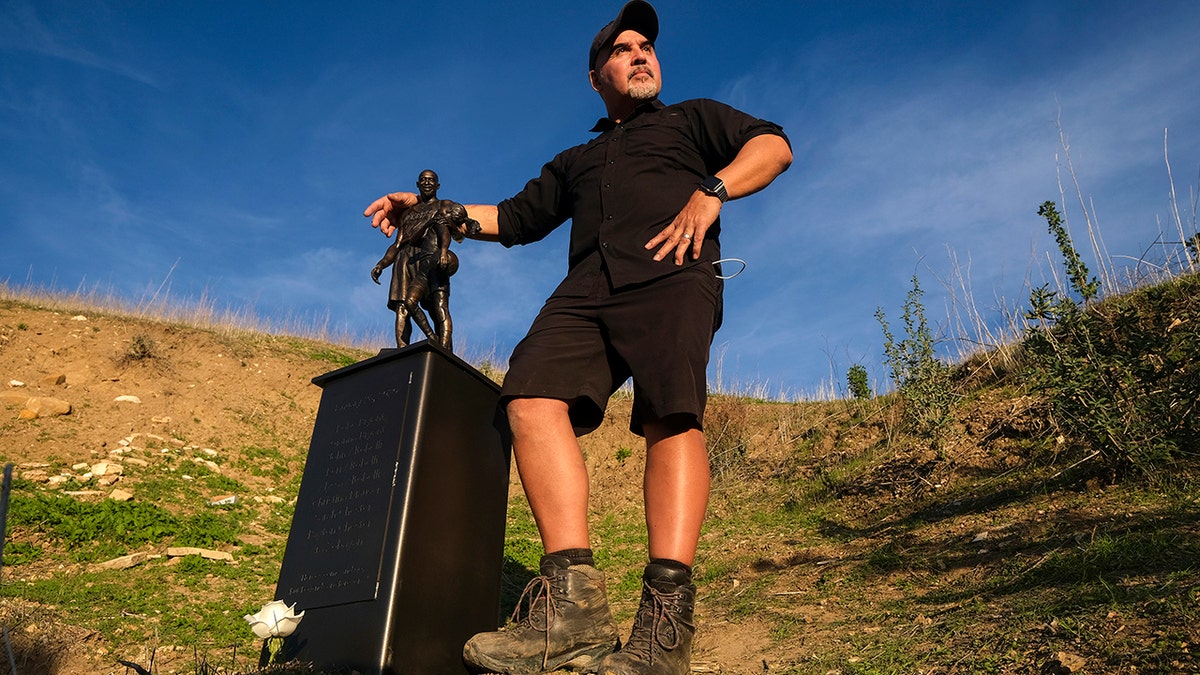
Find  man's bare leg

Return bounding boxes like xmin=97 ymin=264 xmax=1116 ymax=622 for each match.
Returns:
xmin=463 ymin=396 xmax=619 ymax=673
xmin=598 ymin=417 xmax=708 ymax=675
xmin=642 ymin=418 xmax=710 ymax=565
xmin=506 ymin=397 xmax=591 ymax=552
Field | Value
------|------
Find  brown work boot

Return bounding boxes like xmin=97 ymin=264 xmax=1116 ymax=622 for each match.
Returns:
xmin=463 ymin=554 xmax=619 ymax=674
xmin=598 ymin=563 xmax=696 ymax=675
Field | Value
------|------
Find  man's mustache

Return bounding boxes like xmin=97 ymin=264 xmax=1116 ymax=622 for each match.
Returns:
xmin=628 ymin=67 xmax=654 ymax=82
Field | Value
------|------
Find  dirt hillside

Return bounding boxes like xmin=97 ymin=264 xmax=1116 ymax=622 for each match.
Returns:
xmin=1 ymin=298 xmax=1197 ymax=674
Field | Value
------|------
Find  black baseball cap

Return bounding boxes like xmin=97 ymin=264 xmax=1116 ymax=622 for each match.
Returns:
xmin=589 ymin=1 xmax=659 ymax=70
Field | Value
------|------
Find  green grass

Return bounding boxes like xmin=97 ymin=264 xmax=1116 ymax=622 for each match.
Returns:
xmin=6 ymin=490 xmax=246 ymax=561
xmin=234 ymin=445 xmax=294 ymax=478
xmin=4 ymin=562 xmax=267 ymax=651
xmin=302 ymin=347 xmax=358 ymax=368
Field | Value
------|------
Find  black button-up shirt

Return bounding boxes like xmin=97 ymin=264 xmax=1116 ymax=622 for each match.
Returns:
xmin=496 ymin=98 xmax=788 ymax=295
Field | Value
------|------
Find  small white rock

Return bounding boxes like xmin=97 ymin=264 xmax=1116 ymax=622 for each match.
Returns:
xmin=114 ymin=395 xmax=142 ymax=404
xmin=92 ymin=462 xmax=124 ymax=477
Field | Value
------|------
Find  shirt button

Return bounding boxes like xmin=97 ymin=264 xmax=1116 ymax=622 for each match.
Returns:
xmin=606 ymin=215 xmax=613 ymax=220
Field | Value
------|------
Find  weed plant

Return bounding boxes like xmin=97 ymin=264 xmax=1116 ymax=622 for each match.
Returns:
xmin=876 ymin=275 xmax=955 ymax=442
xmin=1024 ymin=201 xmax=1200 ymax=479
xmin=846 ymin=364 xmax=872 ymax=401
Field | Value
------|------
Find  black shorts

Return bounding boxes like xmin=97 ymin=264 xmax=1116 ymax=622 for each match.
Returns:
xmin=501 ymin=264 xmax=723 ymax=437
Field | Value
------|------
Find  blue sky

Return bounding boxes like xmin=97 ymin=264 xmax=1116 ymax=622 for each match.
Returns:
xmin=3 ymin=1 xmax=1198 ymax=398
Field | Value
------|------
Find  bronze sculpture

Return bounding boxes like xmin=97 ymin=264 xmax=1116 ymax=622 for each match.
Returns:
xmin=371 ymin=170 xmax=479 ymax=350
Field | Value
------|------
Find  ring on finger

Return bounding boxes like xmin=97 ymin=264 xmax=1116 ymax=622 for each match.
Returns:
xmin=681 ymin=233 xmax=693 ymax=240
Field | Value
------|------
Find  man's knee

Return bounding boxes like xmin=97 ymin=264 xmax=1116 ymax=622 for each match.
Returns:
xmin=643 ymin=413 xmax=703 ymax=442
xmin=506 ymin=397 xmax=573 ymax=434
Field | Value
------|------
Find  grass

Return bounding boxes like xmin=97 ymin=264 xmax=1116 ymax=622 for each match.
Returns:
xmin=0 ymin=277 xmax=378 ymax=352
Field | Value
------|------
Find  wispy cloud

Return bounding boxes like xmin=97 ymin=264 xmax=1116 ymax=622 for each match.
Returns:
xmin=0 ymin=2 xmax=161 ymax=89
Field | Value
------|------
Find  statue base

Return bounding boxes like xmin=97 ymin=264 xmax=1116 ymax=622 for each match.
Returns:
xmin=269 ymin=341 xmax=511 ymax=673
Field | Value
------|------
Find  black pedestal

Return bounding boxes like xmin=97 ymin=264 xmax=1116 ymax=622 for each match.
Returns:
xmin=271 ymin=341 xmax=511 ymax=674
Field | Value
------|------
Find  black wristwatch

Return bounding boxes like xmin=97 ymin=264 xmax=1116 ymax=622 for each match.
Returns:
xmin=698 ymin=175 xmax=728 ymax=202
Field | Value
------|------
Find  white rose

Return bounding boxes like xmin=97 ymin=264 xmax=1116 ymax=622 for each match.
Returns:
xmin=244 ymin=600 xmax=305 ymax=639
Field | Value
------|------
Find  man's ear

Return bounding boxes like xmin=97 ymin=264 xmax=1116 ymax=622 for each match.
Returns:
xmin=588 ymin=69 xmax=602 ymax=93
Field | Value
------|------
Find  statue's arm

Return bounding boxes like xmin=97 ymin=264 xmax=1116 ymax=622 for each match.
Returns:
xmin=371 ymin=242 xmax=400 ymax=284
xmin=378 ymin=239 xmax=402 ymax=266
xmin=435 ymin=218 xmax=452 ymax=265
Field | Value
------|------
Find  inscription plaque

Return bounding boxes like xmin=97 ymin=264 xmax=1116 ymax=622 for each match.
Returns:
xmin=278 ymin=372 xmax=412 ymax=609
xmin=271 ymin=341 xmax=511 ymax=674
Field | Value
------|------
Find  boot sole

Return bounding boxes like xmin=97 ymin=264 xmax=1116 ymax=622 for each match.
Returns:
xmin=466 ymin=640 xmax=616 ymax=674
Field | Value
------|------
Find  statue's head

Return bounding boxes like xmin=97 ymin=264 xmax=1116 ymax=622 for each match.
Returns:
xmin=416 ymin=170 xmax=440 ymax=199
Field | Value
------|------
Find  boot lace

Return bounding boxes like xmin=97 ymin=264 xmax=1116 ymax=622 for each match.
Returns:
xmin=621 ymin=582 xmax=684 ymax=664
xmin=508 ymin=571 xmax=577 ymax=669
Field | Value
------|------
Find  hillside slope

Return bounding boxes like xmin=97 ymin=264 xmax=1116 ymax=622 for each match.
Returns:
xmin=0 ymin=295 xmax=1197 ymax=674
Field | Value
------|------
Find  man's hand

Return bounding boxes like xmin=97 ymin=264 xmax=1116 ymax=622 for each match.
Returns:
xmin=364 ymin=192 xmax=419 ymax=237
xmin=645 ymin=190 xmax=722 ymax=265
xmin=371 ymin=265 xmax=383 ymax=284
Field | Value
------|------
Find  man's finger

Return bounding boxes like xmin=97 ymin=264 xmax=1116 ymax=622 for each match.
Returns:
xmin=363 ymin=196 xmax=387 ymax=218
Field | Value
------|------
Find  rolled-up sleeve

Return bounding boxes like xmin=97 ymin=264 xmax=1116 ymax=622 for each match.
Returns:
xmin=496 ymin=156 xmax=572 ymax=248
xmin=687 ymin=99 xmax=790 ymax=175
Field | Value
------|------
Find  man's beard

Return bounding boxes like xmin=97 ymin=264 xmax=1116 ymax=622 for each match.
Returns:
xmin=628 ymin=77 xmax=659 ymax=100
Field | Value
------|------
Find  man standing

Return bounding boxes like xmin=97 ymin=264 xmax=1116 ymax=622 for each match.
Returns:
xmin=365 ymin=3 xmax=791 ymax=673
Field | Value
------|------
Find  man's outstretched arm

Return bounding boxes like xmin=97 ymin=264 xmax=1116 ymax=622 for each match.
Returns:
xmin=460 ymin=205 xmax=501 ymax=242
xmin=364 ymin=193 xmax=501 ymax=243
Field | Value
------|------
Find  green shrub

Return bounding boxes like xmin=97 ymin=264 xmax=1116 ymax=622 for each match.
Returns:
xmin=1022 ymin=201 xmax=1200 ymax=479
xmin=876 ymin=275 xmax=955 ymax=440
xmin=847 ymin=364 xmax=872 ymax=400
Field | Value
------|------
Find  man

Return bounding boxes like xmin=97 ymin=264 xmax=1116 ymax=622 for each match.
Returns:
xmin=364 ymin=3 xmax=791 ymax=672
xmin=371 ymin=169 xmax=476 ymax=350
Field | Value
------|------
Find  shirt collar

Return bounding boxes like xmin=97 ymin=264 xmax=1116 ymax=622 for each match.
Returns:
xmin=589 ymin=98 xmax=665 ymax=132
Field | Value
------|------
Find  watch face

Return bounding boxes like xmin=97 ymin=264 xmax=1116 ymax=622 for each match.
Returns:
xmin=701 ymin=176 xmax=727 ymax=201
